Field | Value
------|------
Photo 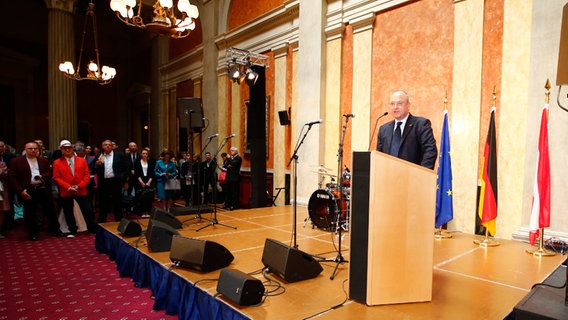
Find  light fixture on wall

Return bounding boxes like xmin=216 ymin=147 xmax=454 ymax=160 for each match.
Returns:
xmin=226 ymin=48 xmax=268 ymax=86
xmin=110 ymin=0 xmax=199 ymax=39
xmin=59 ymin=2 xmax=116 ymax=85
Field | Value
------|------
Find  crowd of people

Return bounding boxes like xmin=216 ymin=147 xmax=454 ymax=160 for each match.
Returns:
xmin=0 ymin=139 xmax=242 ymax=241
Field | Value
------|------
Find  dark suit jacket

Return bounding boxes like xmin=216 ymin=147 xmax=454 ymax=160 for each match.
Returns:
xmin=133 ymin=158 xmax=156 ymax=185
xmin=377 ymin=114 xmax=438 ymax=169
xmin=8 ymin=155 xmax=53 ymax=195
xmin=226 ymin=154 xmax=242 ymax=182
xmin=91 ymin=151 xmax=130 ymax=183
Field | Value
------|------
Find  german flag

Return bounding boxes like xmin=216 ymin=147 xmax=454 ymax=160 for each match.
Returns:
xmin=478 ymin=108 xmax=498 ymax=236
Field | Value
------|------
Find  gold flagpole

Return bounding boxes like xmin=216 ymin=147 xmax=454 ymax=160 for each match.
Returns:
xmin=526 ymin=79 xmax=555 ymax=257
xmin=435 ymin=90 xmax=452 ymax=239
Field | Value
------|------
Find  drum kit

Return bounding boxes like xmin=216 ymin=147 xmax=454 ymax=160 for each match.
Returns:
xmin=307 ymin=165 xmax=351 ymax=231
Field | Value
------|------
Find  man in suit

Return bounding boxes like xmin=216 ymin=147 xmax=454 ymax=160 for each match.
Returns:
xmin=377 ymin=90 xmax=437 ymax=169
xmin=52 ymin=140 xmax=96 ymax=236
xmin=126 ymin=141 xmax=139 ymax=197
xmin=0 ymin=140 xmax=16 ymax=230
xmin=225 ymin=147 xmax=242 ymax=210
xmin=8 ymin=141 xmax=60 ymax=240
xmin=91 ymin=139 xmax=130 ymax=222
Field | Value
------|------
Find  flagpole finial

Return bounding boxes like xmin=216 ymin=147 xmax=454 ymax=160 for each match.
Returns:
xmin=444 ymin=90 xmax=448 ymax=110
xmin=492 ymin=86 xmax=497 ymax=108
xmin=545 ymin=79 xmax=551 ymax=104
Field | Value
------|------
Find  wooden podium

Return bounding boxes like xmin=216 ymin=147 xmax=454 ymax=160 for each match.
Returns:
xmin=349 ymin=151 xmax=436 ymax=305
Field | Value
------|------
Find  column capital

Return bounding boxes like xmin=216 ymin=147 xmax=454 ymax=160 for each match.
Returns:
xmin=45 ymin=0 xmax=77 ymax=13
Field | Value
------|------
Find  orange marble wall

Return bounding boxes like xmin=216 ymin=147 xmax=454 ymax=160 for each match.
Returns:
xmin=478 ymin=0 xmax=504 ymax=175
xmin=341 ymin=25 xmax=354 ymax=166
xmin=169 ymin=19 xmax=203 ymax=60
xmin=227 ymin=0 xmax=285 ymax=31
xmin=176 ymin=79 xmax=195 ymax=98
xmin=371 ymin=0 xmax=454 ymax=157
xmin=265 ymin=51 xmax=275 ymax=170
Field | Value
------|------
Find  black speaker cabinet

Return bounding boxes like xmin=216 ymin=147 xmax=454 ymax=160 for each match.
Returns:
xmin=169 ymin=235 xmax=234 ymax=272
xmin=278 ymin=110 xmax=290 ymax=125
xmin=261 ymin=238 xmax=323 ymax=283
xmin=145 ymin=219 xmax=180 ymax=252
xmin=216 ymin=269 xmax=265 ymax=306
xmin=117 ymin=218 xmax=142 ymax=237
xmin=177 ymin=97 xmax=205 ymax=130
xmin=151 ymin=207 xmax=183 ymax=229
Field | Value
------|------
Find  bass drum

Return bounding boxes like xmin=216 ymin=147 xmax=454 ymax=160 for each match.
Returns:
xmin=307 ymin=189 xmax=348 ymax=230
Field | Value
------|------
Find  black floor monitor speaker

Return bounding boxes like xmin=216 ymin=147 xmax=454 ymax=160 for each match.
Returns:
xmin=145 ymin=219 xmax=180 ymax=252
xmin=151 ymin=207 xmax=183 ymax=229
xmin=261 ymin=238 xmax=323 ymax=283
xmin=216 ymin=269 xmax=265 ymax=306
xmin=117 ymin=218 xmax=142 ymax=237
xmin=169 ymin=235 xmax=234 ymax=272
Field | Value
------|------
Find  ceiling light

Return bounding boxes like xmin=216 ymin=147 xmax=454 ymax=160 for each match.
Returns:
xmin=59 ymin=2 xmax=116 ymax=85
xmin=110 ymin=0 xmax=199 ymax=39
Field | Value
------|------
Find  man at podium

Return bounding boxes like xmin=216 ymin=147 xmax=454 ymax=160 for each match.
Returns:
xmin=377 ymin=90 xmax=437 ymax=169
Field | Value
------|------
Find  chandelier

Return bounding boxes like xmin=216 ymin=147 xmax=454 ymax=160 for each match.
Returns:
xmin=59 ymin=2 xmax=116 ymax=85
xmin=226 ymin=48 xmax=269 ymax=86
xmin=110 ymin=0 xmax=199 ymax=39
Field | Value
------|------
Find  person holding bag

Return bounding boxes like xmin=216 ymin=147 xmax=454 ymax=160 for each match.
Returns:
xmin=154 ymin=150 xmax=177 ymax=211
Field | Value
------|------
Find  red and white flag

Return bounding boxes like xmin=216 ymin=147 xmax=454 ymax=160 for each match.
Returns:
xmin=529 ymin=104 xmax=551 ymax=246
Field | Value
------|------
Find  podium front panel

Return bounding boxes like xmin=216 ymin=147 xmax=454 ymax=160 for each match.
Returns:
xmin=349 ymin=151 xmax=435 ymax=305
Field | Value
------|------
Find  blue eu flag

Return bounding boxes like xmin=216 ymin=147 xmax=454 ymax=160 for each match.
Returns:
xmin=435 ymin=111 xmax=453 ymax=228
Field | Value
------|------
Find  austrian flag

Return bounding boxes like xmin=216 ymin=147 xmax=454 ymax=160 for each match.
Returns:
xmin=529 ymin=104 xmax=551 ymax=246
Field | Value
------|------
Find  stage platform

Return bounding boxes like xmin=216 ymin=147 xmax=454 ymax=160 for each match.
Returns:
xmin=95 ymin=205 xmax=566 ymax=320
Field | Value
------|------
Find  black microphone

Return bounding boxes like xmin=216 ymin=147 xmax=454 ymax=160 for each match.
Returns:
xmin=343 ymin=113 xmax=355 ymax=118
xmin=344 ymin=165 xmax=350 ymax=173
xmin=368 ymin=111 xmax=389 ymax=151
xmin=207 ymin=133 xmax=219 ymax=139
xmin=306 ymin=119 xmax=323 ymax=126
xmin=224 ymin=134 xmax=236 ymax=140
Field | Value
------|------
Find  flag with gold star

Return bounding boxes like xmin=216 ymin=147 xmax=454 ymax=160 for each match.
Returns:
xmin=435 ymin=110 xmax=453 ymax=228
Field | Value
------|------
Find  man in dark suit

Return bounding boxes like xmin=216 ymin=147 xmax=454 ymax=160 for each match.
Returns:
xmin=8 ymin=141 xmax=60 ymax=240
xmin=377 ymin=90 xmax=437 ymax=169
xmin=0 ymin=140 xmax=17 ymax=230
xmin=91 ymin=139 xmax=130 ymax=222
xmin=225 ymin=147 xmax=242 ymax=210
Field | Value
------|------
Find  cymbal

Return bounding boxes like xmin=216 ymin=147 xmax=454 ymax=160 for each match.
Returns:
xmin=312 ymin=171 xmax=337 ymax=177
xmin=312 ymin=164 xmax=333 ymax=171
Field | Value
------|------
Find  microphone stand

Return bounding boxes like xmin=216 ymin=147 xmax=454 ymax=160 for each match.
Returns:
xmin=321 ymin=115 xmax=350 ymax=280
xmin=183 ymin=135 xmax=218 ymax=226
xmin=369 ymin=112 xmax=388 ymax=151
xmin=287 ymin=123 xmax=317 ymax=248
xmin=196 ymin=136 xmax=236 ymax=232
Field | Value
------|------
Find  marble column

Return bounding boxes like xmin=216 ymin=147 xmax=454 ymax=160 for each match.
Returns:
xmin=296 ymin=0 xmax=326 ymax=204
xmin=45 ymin=0 xmax=77 ymax=149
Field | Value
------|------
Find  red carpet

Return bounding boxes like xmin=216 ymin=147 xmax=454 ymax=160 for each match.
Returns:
xmin=0 ymin=221 xmax=177 ymax=319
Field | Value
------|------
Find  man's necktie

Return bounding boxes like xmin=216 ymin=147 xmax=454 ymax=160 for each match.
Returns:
xmin=390 ymin=121 xmax=402 ymax=156
xmin=68 ymin=158 xmax=74 ymax=176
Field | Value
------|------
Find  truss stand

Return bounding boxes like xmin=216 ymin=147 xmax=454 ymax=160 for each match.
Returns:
xmin=195 ymin=135 xmax=237 ymax=232
xmin=183 ymin=134 xmax=217 ymax=226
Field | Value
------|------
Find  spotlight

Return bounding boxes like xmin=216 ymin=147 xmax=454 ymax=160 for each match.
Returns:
xmin=245 ymin=68 xmax=258 ymax=86
xmin=228 ymin=66 xmax=241 ymax=82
